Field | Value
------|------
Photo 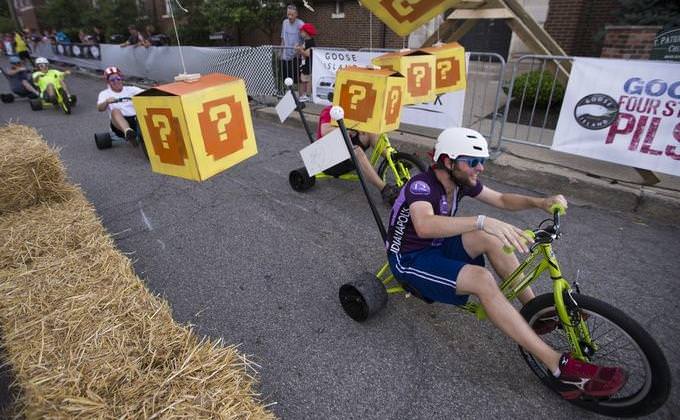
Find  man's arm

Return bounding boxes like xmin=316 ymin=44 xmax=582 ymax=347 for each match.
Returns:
xmin=475 ymin=185 xmax=567 ymax=213
xmin=410 ymin=201 xmax=478 ymax=239
xmin=319 ymin=121 xmax=334 ymax=137
xmin=411 ymin=198 xmax=533 ymax=253
xmin=97 ymin=94 xmax=115 ymax=112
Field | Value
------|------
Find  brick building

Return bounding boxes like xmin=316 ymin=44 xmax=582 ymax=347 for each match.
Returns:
xmin=287 ymin=0 xmax=620 ymax=58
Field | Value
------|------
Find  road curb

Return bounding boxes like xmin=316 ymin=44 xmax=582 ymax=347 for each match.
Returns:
xmin=253 ymin=106 xmax=680 ymax=225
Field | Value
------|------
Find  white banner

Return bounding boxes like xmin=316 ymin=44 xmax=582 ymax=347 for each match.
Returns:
xmin=311 ymin=49 xmax=465 ymax=129
xmin=552 ymin=57 xmax=680 ymax=177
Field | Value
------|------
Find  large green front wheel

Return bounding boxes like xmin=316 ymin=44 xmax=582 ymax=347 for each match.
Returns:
xmin=519 ymin=293 xmax=670 ymax=417
xmin=377 ymin=152 xmax=427 ymax=188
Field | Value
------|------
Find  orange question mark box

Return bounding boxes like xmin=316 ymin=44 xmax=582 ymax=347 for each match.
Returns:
xmin=372 ymin=49 xmax=437 ymax=105
xmin=362 ymin=0 xmax=462 ymax=37
xmin=420 ymin=42 xmax=467 ymax=94
xmin=132 ymin=73 xmax=257 ymax=181
xmin=332 ymin=67 xmax=406 ymax=134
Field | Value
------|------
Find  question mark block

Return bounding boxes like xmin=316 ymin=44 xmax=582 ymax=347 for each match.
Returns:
xmin=361 ymin=0 xmax=462 ymax=37
xmin=420 ymin=42 xmax=467 ymax=94
xmin=132 ymin=73 xmax=257 ymax=181
xmin=372 ymin=50 xmax=437 ymax=105
xmin=332 ymin=66 xmax=406 ymax=134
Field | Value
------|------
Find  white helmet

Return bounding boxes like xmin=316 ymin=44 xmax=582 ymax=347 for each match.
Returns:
xmin=433 ymin=127 xmax=489 ymax=162
xmin=35 ymin=57 xmax=49 ymax=65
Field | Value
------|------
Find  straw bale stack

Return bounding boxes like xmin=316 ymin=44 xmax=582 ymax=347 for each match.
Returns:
xmin=0 ymin=123 xmax=77 ymax=215
xmin=0 ymin=125 xmax=274 ymax=419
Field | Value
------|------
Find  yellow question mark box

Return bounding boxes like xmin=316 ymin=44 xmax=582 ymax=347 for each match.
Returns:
xmin=419 ymin=42 xmax=467 ymax=94
xmin=360 ymin=0 xmax=462 ymax=37
xmin=332 ymin=67 xmax=406 ymax=134
xmin=371 ymin=49 xmax=437 ymax=105
xmin=132 ymin=73 xmax=257 ymax=181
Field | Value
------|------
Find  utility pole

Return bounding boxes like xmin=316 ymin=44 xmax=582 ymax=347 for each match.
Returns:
xmin=6 ymin=0 xmax=21 ymax=30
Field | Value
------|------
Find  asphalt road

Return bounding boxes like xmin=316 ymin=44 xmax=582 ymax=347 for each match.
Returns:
xmin=1 ymin=68 xmax=678 ymax=419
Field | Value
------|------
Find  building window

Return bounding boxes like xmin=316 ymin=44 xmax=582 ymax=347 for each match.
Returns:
xmin=14 ymin=0 xmax=34 ymax=12
xmin=332 ymin=0 xmax=344 ymax=19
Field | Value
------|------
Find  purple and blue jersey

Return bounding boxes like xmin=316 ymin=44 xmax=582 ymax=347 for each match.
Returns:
xmin=386 ymin=169 xmax=483 ymax=255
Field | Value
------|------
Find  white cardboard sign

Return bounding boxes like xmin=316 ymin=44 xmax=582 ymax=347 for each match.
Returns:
xmin=299 ymin=129 xmax=351 ymax=176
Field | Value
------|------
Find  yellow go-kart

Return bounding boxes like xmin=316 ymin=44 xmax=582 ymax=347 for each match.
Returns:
xmin=30 ymin=69 xmax=77 ymax=114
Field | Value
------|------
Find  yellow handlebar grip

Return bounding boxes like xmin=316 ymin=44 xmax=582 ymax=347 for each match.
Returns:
xmin=502 ymin=230 xmax=535 ymax=254
xmin=549 ymin=203 xmax=566 ymax=215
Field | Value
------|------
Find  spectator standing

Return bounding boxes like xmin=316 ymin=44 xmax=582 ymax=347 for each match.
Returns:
xmin=280 ymin=4 xmax=304 ymax=85
xmin=79 ymin=30 xmax=95 ymax=44
xmin=55 ymin=30 xmax=71 ymax=44
xmin=143 ymin=25 xmax=169 ymax=47
xmin=92 ymin=26 xmax=106 ymax=44
xmin=14 ymin=31 xmax=32 ymax=67
xmin=3 ymin=33 xmax=14 ymax=56
xmin=120 ymin=25 xmax=145 ymax=48
xmin=295 ymin=23 xmax=316 ymax=102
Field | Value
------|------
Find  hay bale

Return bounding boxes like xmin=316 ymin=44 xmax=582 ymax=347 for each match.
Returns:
xmin=0 ymin=123 xmax=77 ymax=215
xmin=0 ymin=160 xmax=274 ymax=418
xmin=0 ymin=192 xmax=106 ymax=270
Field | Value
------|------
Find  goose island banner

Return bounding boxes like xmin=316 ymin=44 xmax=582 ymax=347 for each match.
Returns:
xmin=552 ymin=57 xmax=680 ymax=177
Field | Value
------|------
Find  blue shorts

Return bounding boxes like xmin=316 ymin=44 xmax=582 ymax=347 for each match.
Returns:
xmin=387 ymin=235 xmax=485 ymax=305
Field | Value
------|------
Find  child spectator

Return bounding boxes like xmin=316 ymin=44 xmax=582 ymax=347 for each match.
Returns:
xmin=295 ymin=23 xmax=316 ymax=102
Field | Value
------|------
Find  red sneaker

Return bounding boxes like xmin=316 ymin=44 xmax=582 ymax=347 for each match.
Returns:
xmin=556 ymin=353 xmax=627 ymax=400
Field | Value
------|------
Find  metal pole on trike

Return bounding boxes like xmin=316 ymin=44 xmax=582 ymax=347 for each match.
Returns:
xmin=284 ymin=78 xmax=316 ymax=144
xmin=330 ymin=106 xmax=387 ymax=243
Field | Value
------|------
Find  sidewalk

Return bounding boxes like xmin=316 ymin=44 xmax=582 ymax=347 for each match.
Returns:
xmin=254 ymin=101 xmax=680 ymax=225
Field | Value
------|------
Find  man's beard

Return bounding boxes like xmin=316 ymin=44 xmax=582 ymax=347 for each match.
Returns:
xmin=450 ymin=167 xmax=475 ymax=188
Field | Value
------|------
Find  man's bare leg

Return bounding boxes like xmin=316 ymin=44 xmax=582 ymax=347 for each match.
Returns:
xmin=21 ymin=80 xmax=39 ymax=96
xmin=456 ymin=265 xmax=560 ymax=371
xmin=353 ymin=145 xmax=386 ymax=191
xmin=462 ymin=230 xmax=535 ymax=304
xmin=110 ymin=109 xmax=131 ymax=132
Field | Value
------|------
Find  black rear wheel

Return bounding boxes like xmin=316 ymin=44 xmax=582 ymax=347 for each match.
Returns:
xmin=29 ymin=99 xmax=42 ymax=111
xmin=339 ymin=272 xmax=388 ymax=322
xmin=289 ymin=167 xmax=316 ymax=191
xmin=377 ymin=152 xmax=427 ymax=187
xmin=519 ymin=293 xmax=670 ymax=417
xmin=94 ymin=132 xmax=112 ymax=150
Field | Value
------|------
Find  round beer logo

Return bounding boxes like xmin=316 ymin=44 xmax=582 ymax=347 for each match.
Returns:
xmin=574 ymin=94 xmax=619 ymax=130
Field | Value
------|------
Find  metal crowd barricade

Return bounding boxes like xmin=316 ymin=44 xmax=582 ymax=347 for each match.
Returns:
xmin=499 ymin=55 xmax=574 ymax=149
xmin=462 ymin=52 xmax=506 ymax=149
xmin=271 ymin=46 xmax=348 ymax=97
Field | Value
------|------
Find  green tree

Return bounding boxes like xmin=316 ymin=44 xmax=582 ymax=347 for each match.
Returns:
xmin=618 ymin=0 xmax=680 ymax=30
xmin=202 ymin=0 xmax=258 ymax=45
xmin=258 ymin=1 xmax=287 ymax=44
xmin=201 ymin=0 xmax=287 ymax=45
xmin=85 ymin=0 xmax=140 ymax=40
xmin=174 ymin=0 xmax=211 ymax=46
xmin=37 ymin=0 xmax=88 ymax=35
